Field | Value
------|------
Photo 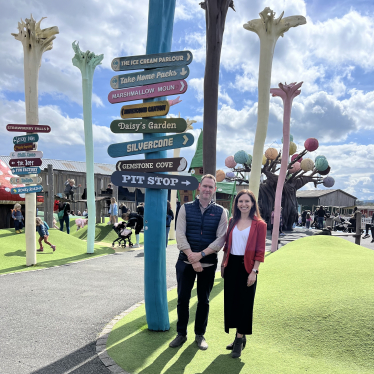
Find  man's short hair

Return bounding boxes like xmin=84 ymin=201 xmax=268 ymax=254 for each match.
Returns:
xmin=200 ymin=174 xmax=216 ymax=184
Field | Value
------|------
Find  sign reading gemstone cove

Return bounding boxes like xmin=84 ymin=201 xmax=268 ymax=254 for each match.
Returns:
xmin=110 ymin=118 xmax=187 ymax=134
xmin=116 ymin=157 xmax=187 ymax=173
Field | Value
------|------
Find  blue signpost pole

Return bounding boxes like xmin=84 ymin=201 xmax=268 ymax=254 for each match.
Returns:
xmin=143 ymin=0 xmax=176 ymax=331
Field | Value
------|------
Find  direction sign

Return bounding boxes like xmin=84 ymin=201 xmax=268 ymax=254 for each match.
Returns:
xmin=10 ymin=176 xmax=42 ymax=185
xmin=14 ymin=143 xmax=37 ymax=152
xmin=120 ymin=101 xmax=169 ymax=119
xmin=110 ymin=65 xmax=190 ymax=89
xmin=11 ymin=185 xmax=43 ymax=195
xmin=111 ymin=171 xmax=198 ymax=191
xmin=11 ymin=167 xmax=41 ymax=175
xmin=111 ymin=50 xmax=193 ymax=71
xmin=9 ymin=158 xmax=42 ymax=167
xmin=110 ymin=118 xmax=187 ymax=134
xmin=108 ymin=80 xmax=187 ymax=104
xmin=13 ymin=134 xmax=39 ymax=144
xmin=7 ymin=124 xmax=51 ymax=133
xmin=116 ymin=157 xmax=188 ymax=173
xmin=10 ymin=151 xmax=43 ymax=159
xmin=108 ymin=133 xmax=194 ymax=158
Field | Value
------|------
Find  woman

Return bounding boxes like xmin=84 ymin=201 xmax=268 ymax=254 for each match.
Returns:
xmin=58 ymin=201 xmax=71 ymax=234
xmin=166 ymin=200 xmax=174 ymax=246
xmin=122 ymin=211 xmax=143 ymax=248
xmin=221 ymin=189 xmax=266 ymax=358
xmin=109 ymin=197 xmax=118 ymax=224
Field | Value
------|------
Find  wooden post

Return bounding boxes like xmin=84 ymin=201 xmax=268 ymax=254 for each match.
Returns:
xmin=46 ymin=164 xmax=54 ymax=227
xmin=355 ymin=211 xmax=361 ymax=245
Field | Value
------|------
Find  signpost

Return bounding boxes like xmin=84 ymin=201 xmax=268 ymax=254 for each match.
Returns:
xmin=108 ymin=80 xmax=187 ymax=104
xmin=10 ymin=176 xmax=42 ymax=185
xmin=10 ymin=185 xmax=43 ymax=194
xmin=111 ymin=171 xmax=198 ymax=190
xmin=10 ymin=151 xmax=43 ymax=159
xmin=110 ymin=65 xmax=189 ymax=89
xmin=14 ymin=143 xmax=37 ymax=152
xmin=7 ymin=124 xmax=51 ymax=133
xmin=110 ymin=118 xmax=187 ymax=134
xmin=116 ymin=157 xmax=187 ymax=173
xmin=13 ymin=134 xmax=39 ymax=144
xmin=108 ymin=133 xmax=194 ymax=158
xmin=11 ymin=167 xmax=41 ymax=175
xmin=9 ymin=158 xmax=42 ymax=167
xmin=120 ymin=101 xmax=169 ymax=119
xmin=111 ymin=50 xmax=193 ymax=71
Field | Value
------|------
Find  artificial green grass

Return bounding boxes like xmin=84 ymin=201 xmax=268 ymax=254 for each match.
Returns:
xmin=107 ymin=236 xmax=374 ymax=374
xmin=0 ymin=228 xmax=114 ymax=275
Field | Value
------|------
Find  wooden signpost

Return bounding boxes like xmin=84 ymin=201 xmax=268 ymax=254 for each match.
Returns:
xmin=10 ymin=150 xmax=43 ymax=159
xmin=108 ymin=133 xmax=194 ymax=158
xmin=7 ymin=124 xmax=51 ymax=133
xmin=13 ymin=134 xmax=39 ymax=144
xmin=10 ymin=176 xmax=42 ymax=185
xmin=111 ymin=171 xmax=198 ymax=190
xmin=116 ymin=157 xmax=187 ymax=173
xmin=110 ymin=65 xmax=189 ymax=89
xmin=11 ymin=185 xmax=43 ymax=195
xmin=111 ymin=50 xmax=193 ymax=71
xmin=11 ymin=167 xmax=41 ymax=175
xmin=108 ymin=80 xmax=187 ymax=104
xmin=120 ymin=101 xmax=169 ymax=119
xmin=14 ymin=143 xmax=37 ymax=152
xmin=110 ymin=118 xmax=187 ymax=134
xmin=9 ymin=158 xmax=42 ymax=167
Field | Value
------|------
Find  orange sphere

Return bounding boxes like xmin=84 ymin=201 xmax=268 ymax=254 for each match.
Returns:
xmin=265 ymin=148 xmax=278 ymax=160
xmin=216 ymin=169 xmax=225 ymax=182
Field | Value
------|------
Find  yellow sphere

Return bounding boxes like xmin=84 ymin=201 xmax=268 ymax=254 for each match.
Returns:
xmin=262 ymin=155 xmax=267 ymax=165
xmin=300 ymin=158 xmax=314 ymax=172
xmin=289 ymin=141 xmax=297 ymax=155
xmin=265 ymin=148 xmax=278 ymax=160
xmin=216 ymin=169 xmax=225 ymax=182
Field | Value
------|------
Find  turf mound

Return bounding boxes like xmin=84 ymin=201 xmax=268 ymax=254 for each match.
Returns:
xmin=106 ymin=236 xmax=374 ymax=374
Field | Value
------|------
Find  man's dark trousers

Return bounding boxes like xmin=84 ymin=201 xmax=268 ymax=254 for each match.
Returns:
xmin=176 ymin=260 xmax=217 ymax=336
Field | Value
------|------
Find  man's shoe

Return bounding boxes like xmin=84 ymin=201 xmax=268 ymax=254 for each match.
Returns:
xmin=169 ymin=335 xmax=187 ymax=348
xmin=371 ymin=239 xmax=374 ymax=243
xmin=132 ymin=244 xmax=140 ymax=248
xmin=195 ymin=335 xmax=208 ymax=350
xmin=16 ymin=230 xmax=20 ymax=234
xmin=363 ymin=234 xmax=370 ymax=239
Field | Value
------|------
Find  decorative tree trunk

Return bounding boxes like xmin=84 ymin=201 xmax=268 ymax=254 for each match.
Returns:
xmin=12 ymin=16 xmax=59 ymax=266
xmin=72 ymin=42 xmax=103 ymax=254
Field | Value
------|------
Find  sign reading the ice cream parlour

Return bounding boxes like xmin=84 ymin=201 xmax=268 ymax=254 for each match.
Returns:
xmin=120 ymin=101 xmax=170 ymax=119
xmin=110 ymin=118 xmax=187 ymax=134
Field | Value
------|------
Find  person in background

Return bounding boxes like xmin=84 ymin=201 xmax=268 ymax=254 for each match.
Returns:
xmin=64 ymin=179 xmax=81 ymax=200
xmin=36 ymin=217 xmax=56 ymax=252
xmin=12 ymin=203 xmax=24 ymax=234
xmin=136 ymin=202 xmax=144 ymax=217
xmin=122 ymin=211 xmax=143 ymax=248
xmin=362 ymin=211 xmax=374 ymax=241
xmin=316 ymin=206 xmax=326 ymax=229
xmin=77 ymin=210 xmax=82 ymax=216
xmin=70 ymin=210 xmax=75 ymax=216
xmin=166 ymin=200 xmax=174 ymax=246
xmin=109 ymin=197 xmax=118 ymax=224
xmin=59 ymin=201 xmax=71 ymax=234
xmin=306 ymin=212 xmax=312 ymax=229
xmin=120 ymin=203 xmax=128 ymax=216
xmin=83 ymin=209 xmax=88 ymax=218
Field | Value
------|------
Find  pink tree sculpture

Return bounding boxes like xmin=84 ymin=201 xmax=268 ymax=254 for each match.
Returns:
xmin=270 ymin=82 xmax=303 ymax=252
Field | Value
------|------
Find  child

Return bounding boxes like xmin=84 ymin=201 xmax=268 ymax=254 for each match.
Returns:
xmin=12 ymin=203 xmax=24 ymax=234
xmin=64 ymin=179 xmax=81 ymax=200
xmin=52 ymin=217 xmax=59 ymax=229
xmin=306 ymin=212 xmax=313 ymax=229
xmin=36 ymin=217 xmax=56 ymax=252
xmin=109 ymin=197 xmax=118 ymax=225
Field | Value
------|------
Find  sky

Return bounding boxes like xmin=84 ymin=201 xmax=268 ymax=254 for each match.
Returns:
xmin=0 ymin=0 xmax=373 ymax=200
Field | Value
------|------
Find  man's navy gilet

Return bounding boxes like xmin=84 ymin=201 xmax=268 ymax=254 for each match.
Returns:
xmin=178 ymin=198 xmax=223 ymax=264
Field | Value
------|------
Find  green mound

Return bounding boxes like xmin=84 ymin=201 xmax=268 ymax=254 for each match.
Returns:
xmin=0 ymin=228 xmax=114 ymax=274
xmin=107 ymin=236 xmax=374 ymax=374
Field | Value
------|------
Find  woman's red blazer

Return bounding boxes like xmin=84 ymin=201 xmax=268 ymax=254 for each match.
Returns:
xmin=223 ymin=217 xmax=267 ymax=273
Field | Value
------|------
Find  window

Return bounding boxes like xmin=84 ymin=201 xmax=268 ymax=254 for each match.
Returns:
xmin=184 ymin=196 xmax=189 ymax=202
xmin=184 ymin=190 xmax=188 ymax=192
xmin=199 ymin=168 xmax=204 ymax=174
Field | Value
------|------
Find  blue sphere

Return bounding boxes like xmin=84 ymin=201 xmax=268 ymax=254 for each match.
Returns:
xmin=281 ymin=134 xmax=294 ymax=143
xmin=234 ymin=150 xmax=250 ymax=165
xmin=315 ymin=157 xmax=328 ymax=171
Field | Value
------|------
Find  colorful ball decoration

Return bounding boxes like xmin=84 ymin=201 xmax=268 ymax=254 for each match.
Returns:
xmin=289 ymin=141 xmax=297 ymax=155
xmin=247 ymin=154 xmax=253 ymax=165
xmin=300 ymin=158 xmax=314 ymax=171
xmin=315 ymin=157 xmax=329 ymax=172
xmin=265 ymin=148 xmax=278 ymax=160
xmin=225 ymin=155 xmax=237 ymax=169
xmin=323 ymin=176 xmax=335 ymax=188
xmin=234 ymin=150 xmax=250 ymax=165
xmin=226 ymin=171 xmax=235 ymax=178
xmin=319 ymin=166 xmax=331 ymax=175
xmin=262 ymin=155 xmax=267 ymax=165
xmin=216 ymin=169 xmax=226 ymax=182
xmin=291 ymin=154 xmax=303 ymax=163
xmin=281 ymin=134 xmax=294 ymax=143
xmin=315 ymin=155 xmax=326 ymax=162
xmin=304 ymin=138 xmax=319 ymax=152
xmin=289 ymin=162 xmax=301 ymax=173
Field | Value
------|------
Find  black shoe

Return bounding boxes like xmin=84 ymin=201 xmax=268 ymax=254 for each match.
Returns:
xmin=363 ymin=234 xmax=370 ymax=239
xmin=371 ymin=239 xmax=374 ymax=243
xmin=226 ymin=335 xmax=246 ymax=350
xmin=195 ymin=335 xmax=208 ymax=350
xmin=231 ymin=337 xmax=244 ymax=358
xmin=169 ymin=335 xmax=187 ymax=348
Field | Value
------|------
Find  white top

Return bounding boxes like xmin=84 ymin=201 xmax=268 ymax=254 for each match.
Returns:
xmin=231 ymin=225 xmax=251 ymax=256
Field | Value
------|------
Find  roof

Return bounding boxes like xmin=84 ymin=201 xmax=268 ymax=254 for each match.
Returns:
xmin=189 ymin=130 xmax=203 ymax=171
xmin=192 ymin=174 xmax=237 ymax=195
xmin=296 ymin=189 xmax=357 ymax=199
xmin=0 ymin=156 xmax=116 ymax=175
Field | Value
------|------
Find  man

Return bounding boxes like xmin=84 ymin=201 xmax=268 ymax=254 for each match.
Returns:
xmin=316 ymin=206 xmax=326 ymax=229
xmin=169 ymin=174 xmax=227 ymax=350
xmin=362 ymin=212 xmax=374 ymax=242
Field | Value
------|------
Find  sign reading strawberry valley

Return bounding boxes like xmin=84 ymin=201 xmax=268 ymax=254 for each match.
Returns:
xmin=7 ymin=124 xmax=51 ymax=133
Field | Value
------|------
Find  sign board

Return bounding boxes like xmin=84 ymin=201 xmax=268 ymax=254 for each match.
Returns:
xmin=116 ymin=157 xmax=187 ymax=173
xmin=9 ymin=158 xmax=42 ymax=167
xmin=108 ymin=80 xmax=187 ymax=104
xmin=120 ymin=101 xmax=169 ymax=119
xmin=7 ymin=124 xmax=51 ymax=133
xmin=10 ymin=176 xmax=42 ymax=185
xmin=11 ymin=185 xmax=43 ymax=195
xmin=111 ymin=171 xmax=198 ymax=191
xmin=108 ymin=133 xmax=194 ymax=158
xmin=10 ymin=151 xmax=43 ymax=159
xmin=110 ymin=65 xmax=190 ymax=89
xmin=14 ymin=143 xmax=37 ymax=152
xmin=11 ymin=167 xmax=41 ymax=175
xmin=13 ymin=134 xmax=39 ymax=144
xmin=111 ymin=50 xmax=193 ymax=71
xmin=110 ymin=118 xmax=187 ymax=134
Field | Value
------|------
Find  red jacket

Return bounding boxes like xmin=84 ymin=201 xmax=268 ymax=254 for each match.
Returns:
xmin=223 ymin=217 xmax=267 ymax=273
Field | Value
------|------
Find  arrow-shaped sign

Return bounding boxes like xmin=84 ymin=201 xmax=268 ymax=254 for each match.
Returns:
xmin=11 ymin=185 xmax=43 ymax=195
xmin=187 ymin=53 xmax=191 ymax=61
xmin=183 ymin=135 xmax=189 ymax=145
xmin=180 ymin=81 xmax=185 ymax=91
xmin=180 ymin=67 xmax=188 ymax=76
xmin=10 ymin=176 xmax=42 ymax=185
xmin=181 ymin=180 xmax=191 ymax=186
xmin=11 ymin=167 xmax=41 ymax=175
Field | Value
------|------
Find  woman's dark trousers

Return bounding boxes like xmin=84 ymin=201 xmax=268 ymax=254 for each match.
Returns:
xmin=59 ymin=215 xmax=70 ymax=234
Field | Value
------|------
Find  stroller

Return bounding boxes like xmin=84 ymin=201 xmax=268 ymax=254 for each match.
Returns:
xmin=112 ymin=220 xmax=134 ymax=248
